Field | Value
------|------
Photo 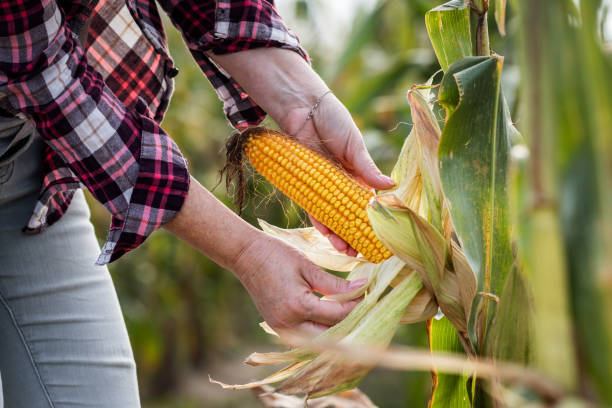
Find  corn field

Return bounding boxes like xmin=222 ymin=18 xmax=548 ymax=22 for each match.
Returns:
xmin=89 ymin=0 xmax=612 ymax=406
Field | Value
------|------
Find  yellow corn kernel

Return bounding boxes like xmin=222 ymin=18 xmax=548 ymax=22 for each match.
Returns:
xmin=243 ymin=128 xmax=392 ymax=263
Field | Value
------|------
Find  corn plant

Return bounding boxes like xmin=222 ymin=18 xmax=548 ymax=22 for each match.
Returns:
xmin=212 ymin=0 xmax=612 ymax=406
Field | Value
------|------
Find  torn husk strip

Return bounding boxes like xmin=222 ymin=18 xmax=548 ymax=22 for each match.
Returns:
xmin=259 ymin=322 xmax=279 ymax=337
xmin=210 ymin=360 xmax=312 ymax=390
xmin=258 ymin=220 xmax=366 ymax=272
xmin=253 ymin=385 xmax=377 ymax=408
xmin=390 ymin=130 xmax=424 ymax=213
xmin=407 ymin=88 xmax=445 ymax=232
xmin=246 ymin=257 xmax=406 ymax=367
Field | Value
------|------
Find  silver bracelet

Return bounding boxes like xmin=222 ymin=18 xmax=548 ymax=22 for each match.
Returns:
xmin=291 ymin=90 xmax=333 ymax=137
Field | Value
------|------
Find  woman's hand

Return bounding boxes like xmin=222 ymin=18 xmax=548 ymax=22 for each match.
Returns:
xmin=208 ymin=48 xmax=395 ymax=254
xmin=278 ymin=94 xmax=395 ymax=255
xmin=234 ymin=234 xmax=364 ymax=335
xmin=165 ymin=177 xmax=364 ymax=336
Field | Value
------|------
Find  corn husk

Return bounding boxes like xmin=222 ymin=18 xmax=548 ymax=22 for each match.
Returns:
xmin=258 ymin=220 xmax=366 ymax=272
xmin=368 ymin=194 xmax=475 ymax=334
xmin=275 ymin=272 xmax=423 ymax=397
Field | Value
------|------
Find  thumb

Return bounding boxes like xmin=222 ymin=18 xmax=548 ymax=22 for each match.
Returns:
xmin=304 ymin=266 xmax=367 ymax=296
xmin=347 ymin=139 xmax=395 ymax=190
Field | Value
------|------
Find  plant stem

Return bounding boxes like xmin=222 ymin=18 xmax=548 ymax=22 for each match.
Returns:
xmin=470 ymin=0 xmax=490 ymax=56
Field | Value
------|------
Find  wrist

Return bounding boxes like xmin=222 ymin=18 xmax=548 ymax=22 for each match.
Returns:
xmin=232 ymin=232 xmax=277 ymax=290
xmin=207 ymin=48 xmax=328 ymax=127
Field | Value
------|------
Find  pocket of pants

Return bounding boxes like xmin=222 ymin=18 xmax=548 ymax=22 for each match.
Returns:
xmin=0 ymin=161 xmax=13 ymax=186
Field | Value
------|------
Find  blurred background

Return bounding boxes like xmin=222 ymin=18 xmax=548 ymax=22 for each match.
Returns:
xmin=85 ymin=1 xmax=521 ymax=406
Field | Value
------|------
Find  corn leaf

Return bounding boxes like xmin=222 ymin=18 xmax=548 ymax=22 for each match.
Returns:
xmin=437 ymin=56 xmax=514 ymax=350
xmin=428 ymin=318 xmax=471 ymax=408
xmin=485 ymin=266 xmax=532 ymax=364
xmin=425 ymin=0 xmax=473 ymax=72
xmin=494 ymin=0 xmax=507 ymax=36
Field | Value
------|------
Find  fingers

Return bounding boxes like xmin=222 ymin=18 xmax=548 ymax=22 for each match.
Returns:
xmin=345 ymin=136 xmax=396 ymax=190
xmin=309 ymin=214 xmax=331 ymax=236
xmin=303 ymin=293 xmax=360 ymax=326
xmin=303 ymin=265 xmax=367 ymax=296
xmin=309 ymin=214 xmax=358 ymax=256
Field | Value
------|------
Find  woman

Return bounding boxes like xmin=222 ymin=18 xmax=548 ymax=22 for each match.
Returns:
xmin=0 ymin=0 xmax=394 ymax=406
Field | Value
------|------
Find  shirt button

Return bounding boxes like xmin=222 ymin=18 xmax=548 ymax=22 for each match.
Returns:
xmin=167 ymin=67 xmax=179 ymax=78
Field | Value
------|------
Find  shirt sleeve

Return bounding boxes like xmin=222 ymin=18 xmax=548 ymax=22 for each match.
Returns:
xmin=0 ymin=0 xmax=190 ymax=264
xmin=158 ymin=0 xmax=309 ymax=129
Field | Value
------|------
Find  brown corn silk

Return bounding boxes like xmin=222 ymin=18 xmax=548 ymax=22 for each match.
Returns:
xmin=243 ymin=128 xmax=392 ymax=264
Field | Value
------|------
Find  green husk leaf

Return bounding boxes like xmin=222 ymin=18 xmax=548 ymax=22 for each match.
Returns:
xmin=390 ymin=130 xmax=423 ymax=212
xmin=368 ymin=194 xmax=473 ymax=333
xmin=425 ymin=0 xmax=473 ymax=72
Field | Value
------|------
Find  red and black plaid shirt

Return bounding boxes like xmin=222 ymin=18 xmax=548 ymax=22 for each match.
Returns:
xmin=0 ymin=0 xmax=307 ymax=264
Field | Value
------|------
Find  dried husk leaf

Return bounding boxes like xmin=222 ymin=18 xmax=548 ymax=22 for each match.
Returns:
xmin=258 ymin=220 xmax=366 ymax=272
xmin=209 ymin=360 xmax=311 ymax=390
xmin=276 ymin=273 xmax=423 ymax=397
xmin=407 ymin=88 xmax=445 ymax=231
xmin=253 ymin=386 xmax=377 ymax=408
xmin=450 ymin=241 xmax=477 ymax=319
xmin=400 ymin=286 xmax=438 ymax=324
xmin=260 ymin=321 xmax=279 ymax=337
xmin=390 ymin=131 xmax=423 ymax=211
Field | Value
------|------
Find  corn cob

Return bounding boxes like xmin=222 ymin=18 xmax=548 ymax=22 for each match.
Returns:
xmin=243 ymin=128 xmax=392 ymax=264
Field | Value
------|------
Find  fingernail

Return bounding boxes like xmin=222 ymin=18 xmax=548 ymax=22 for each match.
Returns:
xmin=380 ymin=175 xmax=396 ymax=185
xmin=348 ymin=278 xmax=368 ymax=289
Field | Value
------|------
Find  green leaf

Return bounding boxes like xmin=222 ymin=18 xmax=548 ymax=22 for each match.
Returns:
xmin=485 ymin=266 xmax=532 ymax=364
xmin=437 ymin=56 xmax=514 ymax=351
xmin=494 ymin=0 xmax=507 ymax=36
xmin=368 ymin=195 xmax=475 ymax=334
xmin=428 ymin=318 xmax=471 ymax=408
xmin=425 ymin=0 xmax=473 ymax=71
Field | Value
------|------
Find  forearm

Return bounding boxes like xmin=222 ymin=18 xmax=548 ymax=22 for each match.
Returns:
xmin=208 ymin=48 xmax=328 ymax=132
xmin=163 ymin=176 xmax=260 ymax=274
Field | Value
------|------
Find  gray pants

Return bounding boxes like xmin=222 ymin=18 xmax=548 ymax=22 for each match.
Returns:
xmin=0 ymin=117 xmax=140 ymax=407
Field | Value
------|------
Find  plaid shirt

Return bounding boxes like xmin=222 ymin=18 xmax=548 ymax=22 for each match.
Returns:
xmin=0 ymin=0 xmax=307 ymax=264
